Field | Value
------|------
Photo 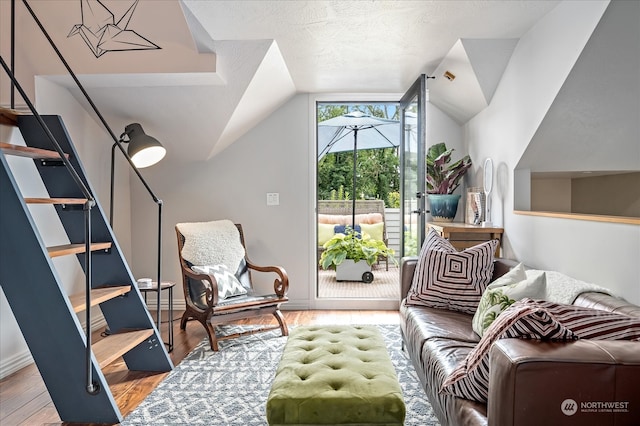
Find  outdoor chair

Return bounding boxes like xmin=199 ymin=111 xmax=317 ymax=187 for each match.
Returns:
xmin=317 ymin=199 xmax=390 ymax=270
xmin=175 ymin=220 xmax=289 ymax=351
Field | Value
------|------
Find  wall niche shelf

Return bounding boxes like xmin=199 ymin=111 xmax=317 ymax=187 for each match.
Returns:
xmin=514 ymin=210 xmax=640 ymax=226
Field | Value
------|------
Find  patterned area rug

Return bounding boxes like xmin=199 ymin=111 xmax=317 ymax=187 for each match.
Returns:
xmin=122 ymin=324 xmax=440 ymax=425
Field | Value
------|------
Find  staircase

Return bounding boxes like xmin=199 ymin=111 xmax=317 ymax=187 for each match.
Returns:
xmin=0 ymin=107 xmax=173 ymax=423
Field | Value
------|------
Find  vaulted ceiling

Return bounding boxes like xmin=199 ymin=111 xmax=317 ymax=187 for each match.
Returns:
xmin=2 ymin=0 xmax=561 ymax=159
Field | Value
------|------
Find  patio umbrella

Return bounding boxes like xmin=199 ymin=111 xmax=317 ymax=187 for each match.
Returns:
xmin=317 ymin=111 xmax=400 ymax=228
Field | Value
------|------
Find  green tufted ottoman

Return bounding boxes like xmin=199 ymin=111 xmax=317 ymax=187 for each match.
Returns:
xmin=266 ymin=325 xmax=405 ymax=425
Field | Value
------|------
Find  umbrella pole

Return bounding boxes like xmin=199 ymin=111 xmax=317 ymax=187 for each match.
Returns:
xmin=352 ymin=129 xmax=358 ymax=230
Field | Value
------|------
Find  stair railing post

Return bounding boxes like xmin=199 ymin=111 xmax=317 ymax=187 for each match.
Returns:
xmin=84 ymin=200 xmax=99 ymax=395
xmin=109 ymin=143 xmax=117 ymax=227
xmin=10 ymin=0 xmax=15 ymax=108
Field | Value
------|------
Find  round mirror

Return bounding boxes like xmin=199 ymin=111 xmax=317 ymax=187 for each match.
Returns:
xmin=483 ymin=158 xmax=494 ymax=195
xmin=483 ymin=158 xmax=494 ymax=226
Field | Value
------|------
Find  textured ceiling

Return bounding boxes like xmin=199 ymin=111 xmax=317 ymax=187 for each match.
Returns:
xmin=182 ymin=0 xmax=560 ymax=93
xmin=4 ymin=0 xmax=562 ymax=158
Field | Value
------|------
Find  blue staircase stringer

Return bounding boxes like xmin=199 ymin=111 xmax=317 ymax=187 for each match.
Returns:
xmin=0 ymin=114 xmax=173 ymax=423
xmin=18 ymin=114 xmax=173 ymax=371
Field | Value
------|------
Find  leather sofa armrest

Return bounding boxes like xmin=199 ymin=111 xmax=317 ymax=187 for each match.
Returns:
xmin=488 ymin=338 xmax=640 ymax=426
xmin=400 ymin=256 xmax=418 ymax=301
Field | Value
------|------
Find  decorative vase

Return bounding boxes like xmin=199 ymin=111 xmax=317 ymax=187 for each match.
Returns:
xmin=336 ymin=259 xmax=373 ymax=283
xmin=427 ymin=194 xmax=461 ymax=222
xmin=465 ymin=187 xmax=485 ymax=225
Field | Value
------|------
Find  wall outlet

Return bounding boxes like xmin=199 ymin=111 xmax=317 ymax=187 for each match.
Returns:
xmin=266 ymin=192 xmax=279 ymax=206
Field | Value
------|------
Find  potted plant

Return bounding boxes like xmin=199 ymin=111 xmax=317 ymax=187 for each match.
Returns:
xmin=426 ymin=142 xmax=472 ymax=221
xmin=319 ymin=227 xmax=397 ymax=282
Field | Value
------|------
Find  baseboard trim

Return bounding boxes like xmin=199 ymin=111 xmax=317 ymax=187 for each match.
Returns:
xmin=0 ymin=350 xmax=34 ymax=380
xmin=147 ymin=299 xmax=309 ymax=312
xmin=282 ymin=302 xmax=309 ymax=310
xmin=0 ymin=314 xmax=107 ymax=380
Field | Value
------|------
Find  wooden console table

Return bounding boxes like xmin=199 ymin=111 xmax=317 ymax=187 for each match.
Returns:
xmin=427 ymin=222 xmax=503 ymax=257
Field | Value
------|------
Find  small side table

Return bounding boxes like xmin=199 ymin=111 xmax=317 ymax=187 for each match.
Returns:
xmin=139 ymin=281 xmax=175 ymax=352
xmin=427 ymin=222 xmax=504 ymax=257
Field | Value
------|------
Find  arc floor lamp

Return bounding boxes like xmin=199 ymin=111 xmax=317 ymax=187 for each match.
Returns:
xmin=109 ymin=123 xmax=167 ymax=344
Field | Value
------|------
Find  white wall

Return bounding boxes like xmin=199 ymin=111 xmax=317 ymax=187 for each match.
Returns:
xmin=128 ymin=94 xmax=313 ymax=310
xmin=467 ymin=0 xmax=640 ymax=304
xmin=426 ymin=100 xmax=466 ymax=222
xmin=531 ymin=178 xmax=571 ymax=212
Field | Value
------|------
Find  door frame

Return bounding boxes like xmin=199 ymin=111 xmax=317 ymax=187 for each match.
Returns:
xmin=309 ymin=93 xmax=401 ymax=310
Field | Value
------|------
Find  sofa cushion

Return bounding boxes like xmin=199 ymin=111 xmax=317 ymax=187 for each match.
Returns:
xmin=317 ymin=213 xmax=383 ymax=225
xmin=441 ymin=299 xmax=640 ymax=403
xmin=420 ymin=338 xmax=483 ymax=425
xmin=472 ymin=264 xmax=546 ymax=337
xmin=406 ymin=228 xmax=498 ymax=315
xmin=401 ymin=301 xmax=481 ymax=347
xmin=574 ymin=292 xmax=640 ymax=318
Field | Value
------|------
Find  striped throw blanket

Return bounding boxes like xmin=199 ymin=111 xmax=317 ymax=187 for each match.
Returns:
xmin=441 ymin=298 xmax=640 ymax=403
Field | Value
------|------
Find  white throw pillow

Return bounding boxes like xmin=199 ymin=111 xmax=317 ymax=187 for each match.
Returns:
xmin=191 ymin=264 xmax=248 ymax=300
xmin=177 ymin=220 xmax=245 ymax=272
xmin=472 ymin=263 xmax=546 ymax=337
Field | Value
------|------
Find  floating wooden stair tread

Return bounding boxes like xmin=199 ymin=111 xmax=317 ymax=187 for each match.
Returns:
xmin=92 ymin=329 xmax=154 ymax=369
xmin=0 ymin=107 xmax=22 ymax=126
xmin=47 ymin=242 xmax=112 ymax=258
xmin=25 ymin=197 xmax=88 ymax=205
xmin=68 ymin=285 xmax=131 ymax=313
xmin=0 ymin=142 xmax=68 ymax=159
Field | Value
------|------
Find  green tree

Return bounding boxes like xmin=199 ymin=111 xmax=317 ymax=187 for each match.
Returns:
xmin=317 ymin=104 xmax=400 ymax=207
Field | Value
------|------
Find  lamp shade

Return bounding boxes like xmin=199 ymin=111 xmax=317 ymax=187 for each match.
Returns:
xmin=124 ymin=123 xmax=166 ymax=168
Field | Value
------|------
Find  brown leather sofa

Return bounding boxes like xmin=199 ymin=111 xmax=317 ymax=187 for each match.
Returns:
xmin=399 ymin=257 xmax=640 ymax=426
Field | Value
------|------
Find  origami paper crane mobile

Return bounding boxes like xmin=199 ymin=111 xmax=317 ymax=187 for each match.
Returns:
xmin=68 ymin=0 xmax=160 ymax=58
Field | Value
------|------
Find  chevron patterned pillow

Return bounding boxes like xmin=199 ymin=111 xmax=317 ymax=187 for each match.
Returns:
xmin=191 ymin=264 xmax=248 ymax=300
xmin=406 ymin=228 xmax=498 ymax=314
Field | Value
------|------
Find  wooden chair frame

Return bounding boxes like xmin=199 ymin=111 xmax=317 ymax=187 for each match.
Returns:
xmin=176 ymin=223 xmax=289 ymax=351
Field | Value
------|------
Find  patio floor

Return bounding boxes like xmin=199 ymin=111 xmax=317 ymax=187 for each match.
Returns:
xmin=317 ymin=263 xmax=400 ymax=299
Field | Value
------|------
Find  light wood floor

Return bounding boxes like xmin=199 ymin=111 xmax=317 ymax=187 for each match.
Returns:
xmin=0 ymin=310 xmax=400 ymax=426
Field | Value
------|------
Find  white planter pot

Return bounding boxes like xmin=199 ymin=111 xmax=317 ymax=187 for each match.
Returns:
xmin=336 ymin=259 xmax=373 ymax=283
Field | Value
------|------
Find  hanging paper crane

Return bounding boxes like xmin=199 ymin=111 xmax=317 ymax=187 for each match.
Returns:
xmin=68 ymin=0 xmax=160 ymax=58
